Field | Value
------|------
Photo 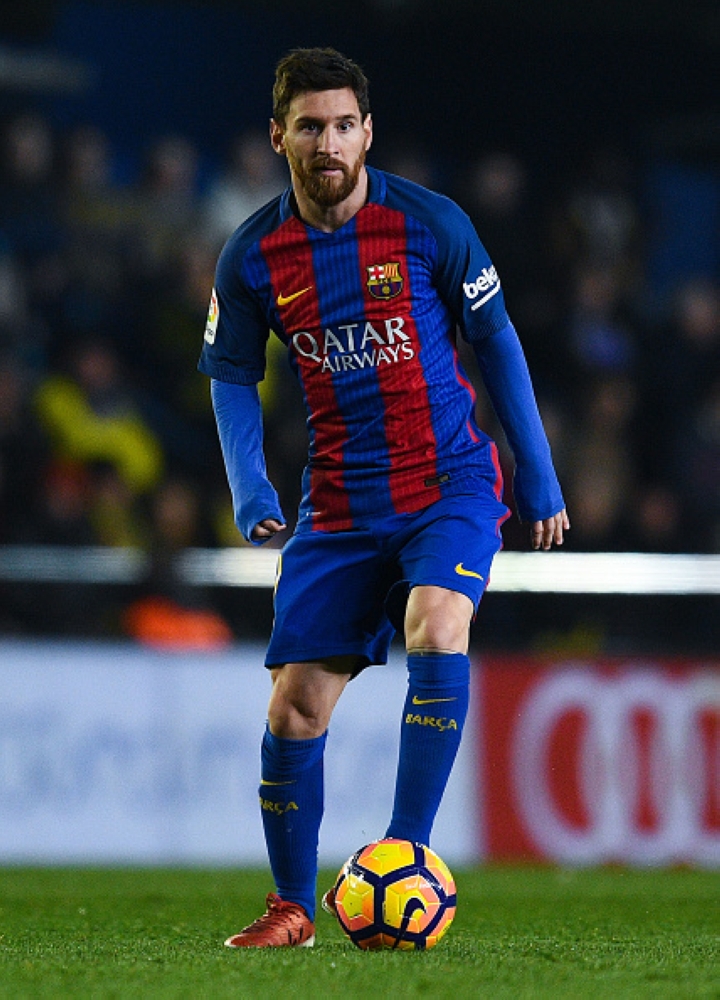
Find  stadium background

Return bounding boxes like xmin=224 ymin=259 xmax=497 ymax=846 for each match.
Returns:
xmin=0 ymin=0 xmax=718 ymax=867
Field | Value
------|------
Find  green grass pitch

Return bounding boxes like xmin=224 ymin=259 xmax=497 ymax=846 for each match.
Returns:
xmin=0 ymin=866 xmax=717 ymax=998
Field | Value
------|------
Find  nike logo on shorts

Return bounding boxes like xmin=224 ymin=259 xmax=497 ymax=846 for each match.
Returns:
xmin=455 ymin=562 xmax=484 ymax=580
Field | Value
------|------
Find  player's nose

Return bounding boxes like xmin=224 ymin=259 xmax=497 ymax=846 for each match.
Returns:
xmin=316 ymin=126 xmax=338 ymax=155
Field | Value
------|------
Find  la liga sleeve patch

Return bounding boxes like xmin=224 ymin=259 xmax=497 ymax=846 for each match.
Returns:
xmin=204 ymin=287 xmax=219 ymax=344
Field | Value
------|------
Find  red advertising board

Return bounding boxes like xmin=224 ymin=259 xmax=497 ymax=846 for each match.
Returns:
xmin=478 ymin=658 xmax=719 ymax=866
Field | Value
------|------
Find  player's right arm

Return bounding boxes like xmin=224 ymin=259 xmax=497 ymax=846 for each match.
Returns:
xmin=198 ymin=220 xmax=285 ymax=545
xmin=210 ymin=380 xmax=285 ymax=544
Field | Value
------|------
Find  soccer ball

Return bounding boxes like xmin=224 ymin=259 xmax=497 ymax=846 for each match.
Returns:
xmin=332 ymin=838 xmax=456 ymax=951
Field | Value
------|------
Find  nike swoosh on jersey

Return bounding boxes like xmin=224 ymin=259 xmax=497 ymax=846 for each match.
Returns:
xmin=455 ymin=563 xmax=484 ymax=580
xmin=411 ymin=695 xmax=458 ymax=706
xmin=276 ymin=286 xmax=313 ymax=306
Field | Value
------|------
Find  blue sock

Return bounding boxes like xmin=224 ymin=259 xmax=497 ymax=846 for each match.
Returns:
xmin=385 ymin=652 xmax=470 ymax=846
xmin=259 ymin=725 xmax=326 ymax=920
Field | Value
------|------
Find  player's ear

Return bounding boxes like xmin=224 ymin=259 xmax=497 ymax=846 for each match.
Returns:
xmin=269 ymin=118 xmax=286 ymax=155
xmin=363 ymin=114 xmax=373 ymax=152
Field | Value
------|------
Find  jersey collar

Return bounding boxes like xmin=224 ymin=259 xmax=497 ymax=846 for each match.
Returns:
xmin=277 ymin=165 xmax=387 ymax=225
xmin=365 ymin=165 xmax=386 ymax=206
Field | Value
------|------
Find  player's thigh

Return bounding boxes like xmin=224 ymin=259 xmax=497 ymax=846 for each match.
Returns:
xmin=266 ymin=529 xmax=394 ymax=668
xmin=396 ymin=493 xmax=507 ymax=640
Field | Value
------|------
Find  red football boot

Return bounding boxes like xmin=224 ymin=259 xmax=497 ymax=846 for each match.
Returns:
xmin=224 ymin=893 xmax=315 ymax=948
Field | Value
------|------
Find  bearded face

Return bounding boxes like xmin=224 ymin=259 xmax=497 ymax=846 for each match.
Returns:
xmin=271 ymin=88 xmax=373 ymax=220
xmin=285 ymin=143 xmax=366 ymax=208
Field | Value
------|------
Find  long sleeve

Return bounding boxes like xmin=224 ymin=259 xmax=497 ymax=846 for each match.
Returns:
xmin=211 ymin=379 xmax=284 ymax=544
xmin=472 ymin=321 xmax=564 ymax=522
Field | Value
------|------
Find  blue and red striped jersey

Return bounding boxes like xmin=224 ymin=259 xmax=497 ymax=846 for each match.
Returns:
xmin=199 ymin=166 xmax=512 ymax=531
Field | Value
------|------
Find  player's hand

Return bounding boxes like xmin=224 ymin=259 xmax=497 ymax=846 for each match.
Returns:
xmin=251 ymin=518 xmax=287 ymax=542
xmin=531 ymin=509 xmax=570 ymax=551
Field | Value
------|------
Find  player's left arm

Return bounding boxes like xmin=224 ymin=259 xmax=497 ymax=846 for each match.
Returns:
xmin=472 ymin=320 xmax=569 ymax=548
xmin=420 ymin=195 xmax=569 ymax=547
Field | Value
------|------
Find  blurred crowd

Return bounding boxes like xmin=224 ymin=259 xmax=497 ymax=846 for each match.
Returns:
xmin=0 ymin=111 xmax=718 ymax=637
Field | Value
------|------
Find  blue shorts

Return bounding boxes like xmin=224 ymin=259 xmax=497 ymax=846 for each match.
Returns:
xmin=265 ymin=493 xmax=510 ymax=669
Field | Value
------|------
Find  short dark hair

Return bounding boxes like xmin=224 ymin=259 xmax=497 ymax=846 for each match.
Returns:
xmin=272 ymin=47 xmax=370 ymax=125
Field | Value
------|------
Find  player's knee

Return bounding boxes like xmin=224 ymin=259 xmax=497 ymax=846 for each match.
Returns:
xmin=268 ymin=691 xmax=329 ymax=740
xmin=405 ymin=587 xmax=473 ymax=653
xmin=267 ymin=695 xmax=328 ymax=740
xmin=407 ymin=622 xmax=467 ymax=653
xmin=267 ymin=666 xmax=336 ymax=739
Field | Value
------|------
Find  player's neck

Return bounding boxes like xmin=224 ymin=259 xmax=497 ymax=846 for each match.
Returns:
xmin=292 ymin=168 xmax=369 ymax=233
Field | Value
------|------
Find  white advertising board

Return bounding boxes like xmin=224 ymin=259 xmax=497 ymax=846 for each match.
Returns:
xmin=0 ymin=641 xmax=477 ymax=866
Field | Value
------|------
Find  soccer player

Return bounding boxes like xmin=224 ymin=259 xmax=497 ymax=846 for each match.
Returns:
xmin=198 ymin=47 xmax=569 ymax=948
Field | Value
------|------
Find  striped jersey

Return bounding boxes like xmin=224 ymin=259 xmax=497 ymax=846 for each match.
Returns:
xmin=199 ymin=166 xmax=511 ymax=532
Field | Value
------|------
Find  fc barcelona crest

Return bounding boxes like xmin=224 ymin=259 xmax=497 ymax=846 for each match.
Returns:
xmin=366 ymin=262 xmax=403 ymax=300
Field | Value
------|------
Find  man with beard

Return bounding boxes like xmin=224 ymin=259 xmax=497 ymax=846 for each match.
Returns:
xmin=198 ymin=47 xmax=569 ymax=948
